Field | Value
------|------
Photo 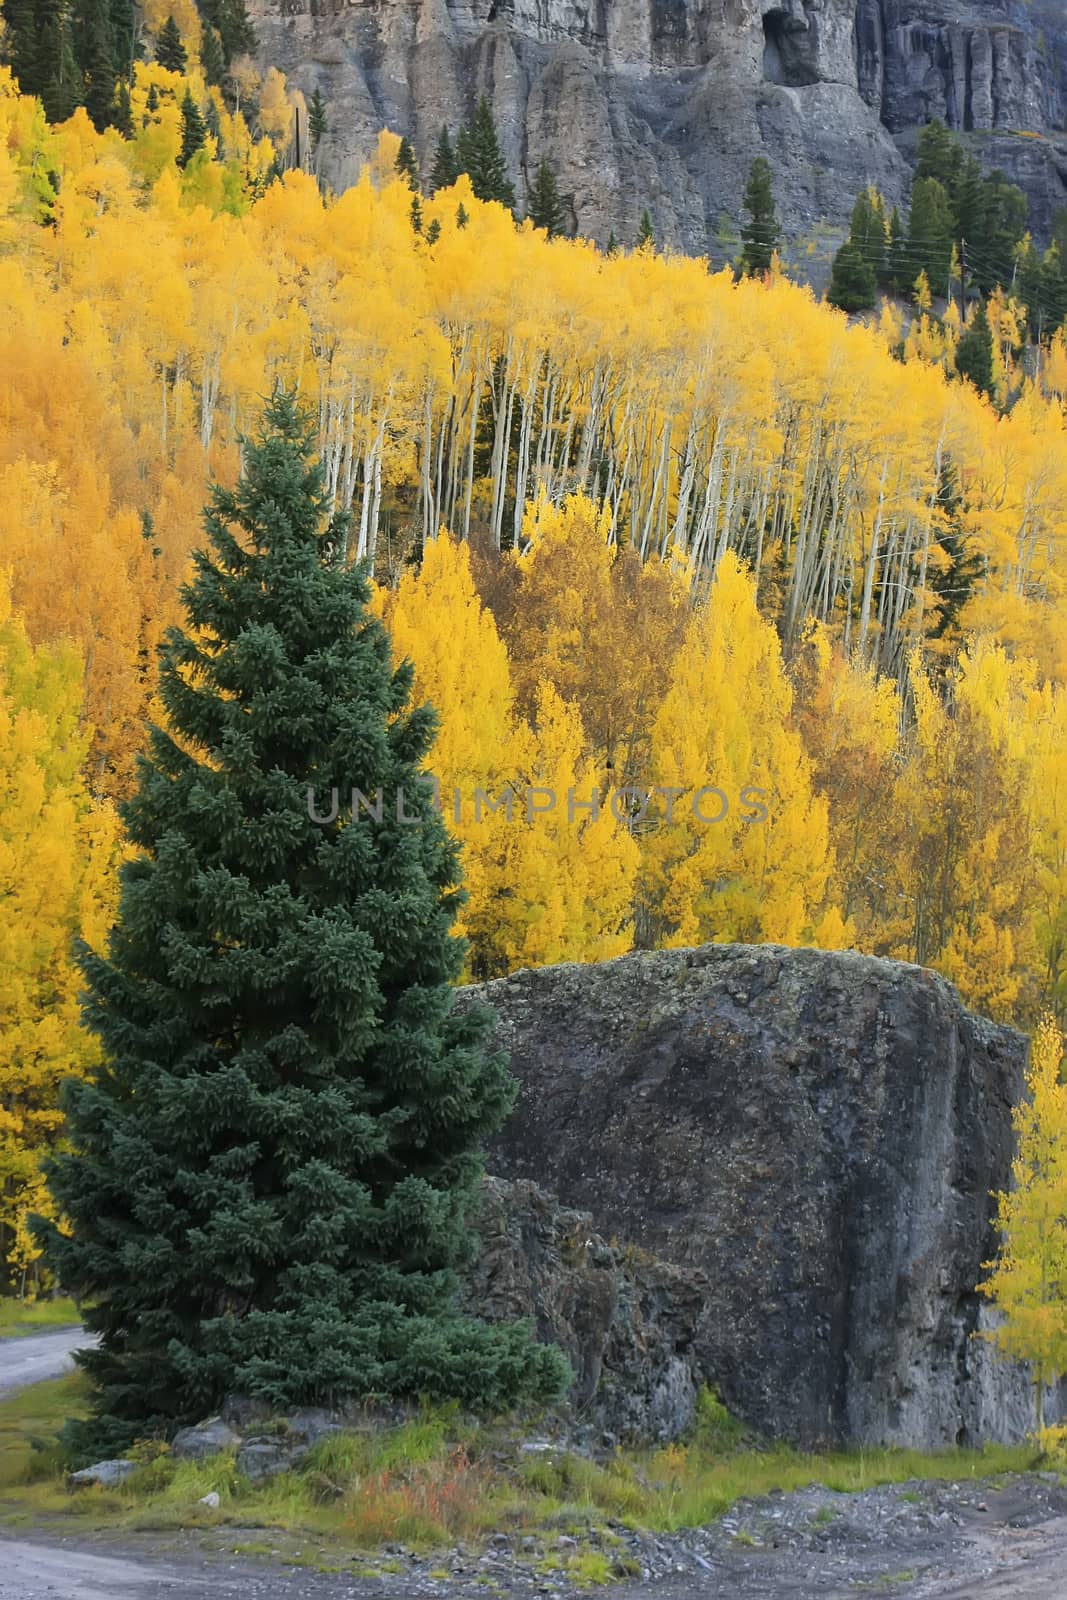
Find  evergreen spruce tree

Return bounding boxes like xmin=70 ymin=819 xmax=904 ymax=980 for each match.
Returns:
xmin=827 ymin=241 xmax=877 ymax=314
xmin=200 ymin=24 xmax=225 ymax=88
xmin=178 ymin=87 xmax=208 ymax=167
xmin=605 ymin=230 xmax=618 ymax=256
xmin=396 ymin=135 xmax=420 ymax=193
xmin=739 ymin=156 xmax=780 ymax=277
xmin=308 ymin=87 xmax=327 ymax=154
xmin=80 ymin=0 xmax=117 ymax=132
xmin=886 ymin=205 xmax=908 ymax=293
xmin=526 ymin=159 xmax=563 ymax=238
xmin=145 ymin=81 xmax=159 ymax=115
xmin=410 ymin=192 xmax=423 ymax=234
xmin=429 ymin=125 xmax=459 ymax=194
xmin=908 ymin=175 xmax=954 ymax=299
xmin=456 ymin=201 xmax=469 ymax=229
xmin=636 ymin=208 xmax=654 ymax=250
xmin=113 ymin=78 xmax=133 ymax=136
xmin=155 ymin=14 xmax=187 ymax=73
xmin=955 ymin=299 xmax=995 ymax=399
xmin=455 ymin=97 xmax=515 ymax=209
xmin=846 ymin=187 xmax=886 ymax=283
xmin=36 ymin=393 xmax=569 ymax=1458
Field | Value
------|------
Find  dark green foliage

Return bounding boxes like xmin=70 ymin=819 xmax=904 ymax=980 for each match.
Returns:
xmin=526 ymin=159 xmax=563 ymax=238
xmin=113 ymin=78 xmax=133 ymax=136
xmin=909 ymin=120 xmax=1029 ymax=299
xmin=920 ymin=459 xmax=985 ymax=648
xmin=908 ymin=176 xmax=954 ymax=299
xmin=1015 ymin=237 xmax=1067 ymax=339
xmin=410 ymin=192 xmax=423 ymax=235
xmin=308 ymin=88 xmax=327 ymax=153
xmin=197 ymin=0 xmax=256 ymax=64
xmin=155 ymin=14 xmax=187 ymax=72
xmin=955 ymin=299 xmax=995 ymax=399
xmin=177 ymin=86 xmax=207 ymax=167
xmin=4 ymin=0 xmax=136 ymax=127
xmin=146 ymin=82 xmax=160 ymax=114
xmin=636 ymin=208 xmax=654 ymax=250
xmin=200 ymin=24 xmax=225 ymax=87
xmin=456 ymin=201 xmax=469 ymax=229
xmin=605 ymin=230 xmax=618 ymax=256
xmin=455 ymin=97 xmax=515 ymax=209
xmin=885 ymin=206 xmax=909 ymax=295
xmin=828 ymin=242 xmax=878 ymax=313
xmin=740 ymin=156 xmax=779 ymax=277
xmin=429 ymin=125 xmax=459 ymax=194
xmin=396 ymin=135 xmax=420 ymax=193
xmin=425 ymin=217 xmax=441 ymax=246
xmin=36 ymin=393 xmax=569 ymax=1459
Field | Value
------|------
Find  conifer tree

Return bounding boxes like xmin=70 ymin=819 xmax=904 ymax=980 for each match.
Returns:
xmin=429 ymin=125 xmax=458 ymax=194
xmin=308 ymin=87 xmax=327 ymax=153
xmin=178 ymin=87 xmax=207 ymax=167
xmin=828 ymin=241 xmax=877 ymax=314
xmin=155 ymin=14 xmax=186 ymax=73
xmin=36 ymin=394 xmax=568 ymax=1458
xmin=456 ymin=201 xmax=469 ymax=229
xmin=526 ymin=159 xmax=563 ymax=238
xmin=636 ymin=208 xmax=654 ymax=250
xmin=739 ymin=156 xmax=779 ymax=277
xmin=908 ymin=176 xmax=954 ymax=299
xmin=455 ymin=97 xmax=515 ymax=209
xmin=113 ymin=78 xmax=133 ymax=136
xmin=396 ymin=134 xmax=420 ymax=192
xmin=200 ymin=24 xmax=225 ymax=88
xmin=410 ymin=192 xmax=423 ymax=234
xmin=955 ymin=298 xmax=995 ymax=399
xmin=425 ymin=217 xmax=441 ymax=245
xmin=605 ymin=230 xmax=618 ymax=256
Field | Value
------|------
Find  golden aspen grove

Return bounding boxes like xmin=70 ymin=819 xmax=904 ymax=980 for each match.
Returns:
xmin=3 ymin=13 xmax=1067 ymax=1302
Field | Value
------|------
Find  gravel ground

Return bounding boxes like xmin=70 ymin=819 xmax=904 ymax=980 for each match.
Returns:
xmin=4 ymin=1335 xmax=1067 ymax=1598
xmin=5 ymin=1474 xmax=1067 ymax=1600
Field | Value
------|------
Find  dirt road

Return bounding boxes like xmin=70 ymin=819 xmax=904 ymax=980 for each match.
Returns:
xmin=3 ymin=1332 xmax=1067 ymax=1598
xmin=0 ymin=1329 xmax=90 ymax=1397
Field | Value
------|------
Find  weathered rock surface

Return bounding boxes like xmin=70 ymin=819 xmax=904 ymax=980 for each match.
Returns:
xmin=462 ymin=1174 xmax=713 ymax=1440
xmin=67 ymin=1457 xmax=137 ymax=1487
xmin=250 ymin=0 xmax=1067 ymax=249
xmin=460 ymin=943 xmax=1041 ymax=1449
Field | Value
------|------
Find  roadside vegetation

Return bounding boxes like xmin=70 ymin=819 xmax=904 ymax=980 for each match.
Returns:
xmin=0 ymin=1298 xmax=81 ymax=1340
xmin=0 ymin=1377 xmax=1042 ymax=1583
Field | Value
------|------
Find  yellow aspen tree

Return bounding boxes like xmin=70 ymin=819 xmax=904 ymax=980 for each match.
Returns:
xmin=642 ymin=552 xmax=835 ymax=949
xmin=981 ymin=1014 xmax=1067 ymax=1434
xmin=383 ymin=532 xmax=518 ymax=974
xmin=0 ymin=585 xmax=118 ymax=1291
xmin=476 ymin=682 xmax=639 ymax=975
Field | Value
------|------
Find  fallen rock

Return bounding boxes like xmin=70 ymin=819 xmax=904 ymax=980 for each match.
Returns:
xmin=198 ymin=1490 xmax=221 ymax=1508
xmin=68 ymin=1458 xmax=137 ymax=1488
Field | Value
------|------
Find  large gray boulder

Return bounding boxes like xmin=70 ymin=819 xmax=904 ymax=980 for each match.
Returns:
xmin=461 ymin=944 xmax=1038 ymax=1449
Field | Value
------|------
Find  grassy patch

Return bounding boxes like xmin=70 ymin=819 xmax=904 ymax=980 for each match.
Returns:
xmin=0 ymin=1298 xmax=81 ymax=1339
xmin=0 ymin=1375 xmax=1043 ymax=1578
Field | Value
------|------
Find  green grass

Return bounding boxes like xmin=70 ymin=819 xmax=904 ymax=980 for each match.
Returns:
xmin=0 ymin=1298 xmax=81 ymax=1339
xmin=0 ymin=1376 xmax=1044 ymax=1584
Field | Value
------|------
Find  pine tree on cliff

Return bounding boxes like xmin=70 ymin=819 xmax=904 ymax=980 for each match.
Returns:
xmin=36 ymin=392 xmax=569 ymax=1459
xmin=526 ymin=159 xmax=563 ymax=237
xmin=396 ymin=135 xmax=420 ymax=193
xmin=955 ymin=298 xmax=995 ymax=400
xmin=155 ymin=14 xmax=186 ymax=73
xmin=455 ymin=97 xmax=515 ymax=209
xmin=740 ymin=156 xmax=780 ymax=277
xmin=429 ymin=125 xmax=459 ymax=193
xmin=308 ymin=87 xmax=327 ymax=154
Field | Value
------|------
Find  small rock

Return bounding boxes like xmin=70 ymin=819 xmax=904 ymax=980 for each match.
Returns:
xmin=69 ymin=1458 xmax=137 ymax=1488
xmin=237 ymin=1439 xmax=306 ymax=1482
xmin=198 ymin=1491 xmax=221 ymax=1509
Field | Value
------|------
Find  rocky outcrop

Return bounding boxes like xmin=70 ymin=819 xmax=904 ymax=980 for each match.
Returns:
xmin=459 ymin=944 xmax=1041 ymax=1450
xmin=463 ymin=1175 xmax=713 ymax=1441
xmin=250 ymin=0 xmax=1067 ymax=249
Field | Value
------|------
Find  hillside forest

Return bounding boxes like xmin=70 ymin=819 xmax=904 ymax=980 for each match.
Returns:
xmin=2 ymin=10 xmax=1067 ymax=1296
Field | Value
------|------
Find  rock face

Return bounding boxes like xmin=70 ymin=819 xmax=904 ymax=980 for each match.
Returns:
xmin=463 ymin=1175 xmax=713 ymax=1441
xmin=250 ymin=0 xmax=1067 ymax=249
xmin=460 ymin=944 xmax=1040 ymax=1449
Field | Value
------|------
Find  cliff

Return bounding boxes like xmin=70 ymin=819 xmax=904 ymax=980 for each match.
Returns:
xmin=460 ymin=944 xmax=1042 ymax=1450
xmin=250 ymin=0 xmax=1067 ymax=249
